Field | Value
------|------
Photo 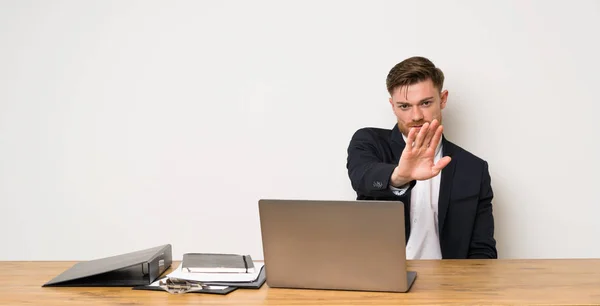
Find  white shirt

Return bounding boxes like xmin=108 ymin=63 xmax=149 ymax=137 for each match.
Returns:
xmin=390 ymin=136 xmax=443 ymax=260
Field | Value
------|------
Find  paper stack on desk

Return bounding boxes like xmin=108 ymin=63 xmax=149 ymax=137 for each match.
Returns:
xmin=132 ymin=253 xmax=266 ymax=295
xmin=168 ymin=262 xmax=265 ymax=283
xmin=182 ymin=253 xmax=256 ymax=273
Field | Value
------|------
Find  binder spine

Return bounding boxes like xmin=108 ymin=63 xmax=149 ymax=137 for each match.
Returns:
xmin=147 ymin=245 xmax=173 ymax=283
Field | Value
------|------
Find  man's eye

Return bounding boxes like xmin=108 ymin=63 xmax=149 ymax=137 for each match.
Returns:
xmin=399 ymin=104 xmax=409 ymax=109
xmin=422 ymin=101 xmax=431 ymax=106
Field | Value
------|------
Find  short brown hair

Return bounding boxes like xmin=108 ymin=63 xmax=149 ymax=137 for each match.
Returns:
xmin=386 ymin=56 xmax=445 ymax=96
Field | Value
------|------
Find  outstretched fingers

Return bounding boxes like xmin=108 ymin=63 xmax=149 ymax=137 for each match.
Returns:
xmin=422 ymin=119 xmax=439 ymax=149
xmin=430 ymin=122 xmax=444 ymax=151
xmin=413 ymin=122 xmax=430 ymax=150
xmin=406 ymin=126 xmax=416 ymax=151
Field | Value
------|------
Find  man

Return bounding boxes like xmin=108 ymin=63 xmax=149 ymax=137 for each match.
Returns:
xmin=346 ymin=56 xmax=497 ymax=259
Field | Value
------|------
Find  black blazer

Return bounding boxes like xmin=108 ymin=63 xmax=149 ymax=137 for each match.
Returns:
xmin=346 ymin=124 xmax=497 ymax=259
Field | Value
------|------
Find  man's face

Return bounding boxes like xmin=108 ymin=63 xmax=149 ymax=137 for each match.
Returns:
xmin=388 ymin=79 xmax=448 ymax=137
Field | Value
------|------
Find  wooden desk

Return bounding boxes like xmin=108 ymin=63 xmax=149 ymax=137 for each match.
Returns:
xmin=2 ymin=259 xmax=600 ymax=305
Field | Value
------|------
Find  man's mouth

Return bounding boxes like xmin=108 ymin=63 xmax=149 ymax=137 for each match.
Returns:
xmin=410 ymin=122 xmax=427 ymax=129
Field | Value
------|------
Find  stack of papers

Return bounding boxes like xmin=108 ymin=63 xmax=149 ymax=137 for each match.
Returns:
xmin=168 ymin=262 xmax=265 ymax=283
xmin=132 ymin=262 xmax=266 ymax=294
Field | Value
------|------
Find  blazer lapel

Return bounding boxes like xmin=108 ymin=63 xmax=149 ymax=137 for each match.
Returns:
xmin=390 ymin=124 xmax=405 ymax=162
xmin=438 ymin=136 xmax=456 ymax=235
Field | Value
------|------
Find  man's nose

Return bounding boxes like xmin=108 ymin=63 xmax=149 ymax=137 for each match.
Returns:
xmin=411 ymin=107 xmax=424 ymax=122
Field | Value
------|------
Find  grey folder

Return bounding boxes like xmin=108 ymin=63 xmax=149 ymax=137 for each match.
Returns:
xmin=132 ymin=264 xmax=267 ymax=295
xmin=42 ymin=244 xmax=172 ymax=287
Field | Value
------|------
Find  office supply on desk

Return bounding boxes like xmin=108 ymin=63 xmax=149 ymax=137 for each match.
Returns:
xmin=168 ymin=261 xmax=265 ymax=284
xmin=132 ymin=276 xmax=238 ymax=295
xmin=258 ymin=199 xmax=416 ymax=293
xmin=182 ymin=253 xmax=255 ymax=273
xmin=42 ymin=244 xmax=172 ymax=287
xmin=132 ymin=263 xmax=266 ymax=294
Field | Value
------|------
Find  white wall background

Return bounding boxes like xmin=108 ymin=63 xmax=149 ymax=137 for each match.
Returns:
xmin=1 ymin=0 xmax=599 ymax=261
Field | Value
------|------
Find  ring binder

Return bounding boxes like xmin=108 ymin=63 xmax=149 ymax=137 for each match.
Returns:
xmin=42 ymin=244 xmax=172 ymax=287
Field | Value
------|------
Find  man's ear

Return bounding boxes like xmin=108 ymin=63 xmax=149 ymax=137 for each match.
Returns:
xmin=389 ymin=97 xmax=394 ymax=109
xmin=440 ymin=90 xmax=448 ymax=110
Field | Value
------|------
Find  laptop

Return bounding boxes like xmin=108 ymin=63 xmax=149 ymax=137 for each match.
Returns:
xmin=258 ymin=199 xmax=417 ymax=293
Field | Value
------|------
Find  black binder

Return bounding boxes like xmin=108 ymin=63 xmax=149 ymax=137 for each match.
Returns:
xmin=42 ymin=244 xmax=172 ymax=287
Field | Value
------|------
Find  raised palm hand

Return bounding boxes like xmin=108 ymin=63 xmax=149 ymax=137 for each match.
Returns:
xmin=390 ymin=119 xmax=451 ymax=187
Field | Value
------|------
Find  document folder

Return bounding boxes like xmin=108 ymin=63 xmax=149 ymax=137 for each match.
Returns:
xmin=132 ymin=264 xmax=266 ymax=294
xmin=42 ymin=244 xmax=172 ymax=287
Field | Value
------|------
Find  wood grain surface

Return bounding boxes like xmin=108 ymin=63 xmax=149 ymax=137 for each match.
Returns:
xmin=2 ymin=259 xmax=600 ymax=305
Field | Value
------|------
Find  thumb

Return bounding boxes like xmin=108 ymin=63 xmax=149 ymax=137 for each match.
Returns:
xmin=432 ymin=156 xmax=452 ymax=172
